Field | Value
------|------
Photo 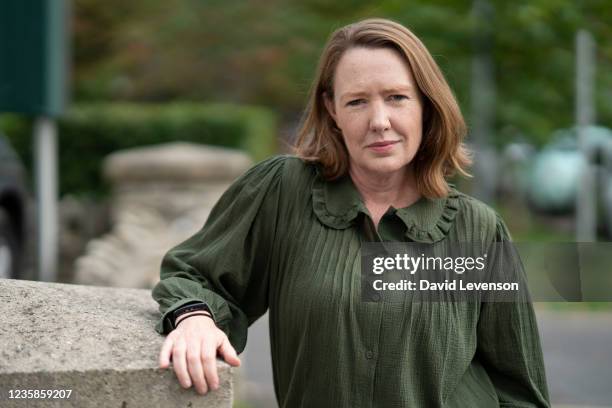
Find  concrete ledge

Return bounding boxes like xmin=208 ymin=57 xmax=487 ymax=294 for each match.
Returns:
xmin=0 ymin=279 xmax=233 ymax=407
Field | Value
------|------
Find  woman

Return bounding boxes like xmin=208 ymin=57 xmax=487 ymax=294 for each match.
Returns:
xmin=153 ymin=18 xmax=550 ymax=407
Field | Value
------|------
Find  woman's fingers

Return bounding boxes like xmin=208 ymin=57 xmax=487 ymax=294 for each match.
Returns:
xmin=159 ymin=334 xmax=175 ymax=368
xmin=186 ymin=340 xmax=208 ymax=394
xmin=172 ymin=339 xmax=192 ymax=388
xmin=159 ymin=320 xmax=237 ymax=394
xmin=218 ymin=337 xmax=241 ymax=367
xmin=202 ymin=340 xmax=220 ymax=391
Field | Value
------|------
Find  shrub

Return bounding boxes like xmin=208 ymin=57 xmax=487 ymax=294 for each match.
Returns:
xmin=0 ymin=102 xmax=278 ymax=196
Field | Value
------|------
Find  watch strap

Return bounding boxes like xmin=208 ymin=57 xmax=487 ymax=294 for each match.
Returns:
xmin=169 ymin=302 xmax=213 ymax=330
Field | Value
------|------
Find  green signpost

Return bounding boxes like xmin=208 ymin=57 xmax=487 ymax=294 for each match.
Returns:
xmin=0 ymin=0 xmax=68 ymax=115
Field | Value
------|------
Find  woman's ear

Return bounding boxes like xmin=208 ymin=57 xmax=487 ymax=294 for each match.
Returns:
xmin=323 ymin=92 xmax=338 ymax=124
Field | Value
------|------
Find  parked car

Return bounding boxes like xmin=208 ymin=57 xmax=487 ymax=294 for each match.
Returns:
xmin=527 ymin=126 xmax=612 ymax=238
xmin=0 ymin=132 xmax=28 ymax=279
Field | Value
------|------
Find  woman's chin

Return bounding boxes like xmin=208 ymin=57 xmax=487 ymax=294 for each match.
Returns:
xmin=362 ymin=158 xmax=412 ymax=177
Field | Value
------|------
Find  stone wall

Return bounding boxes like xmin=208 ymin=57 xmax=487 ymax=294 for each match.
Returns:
xmin=0 ymin=278 xmax=233 ymax=407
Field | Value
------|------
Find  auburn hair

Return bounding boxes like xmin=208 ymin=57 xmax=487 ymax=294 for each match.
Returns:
xmin=293 ymin=18 xmax=471 ymax=198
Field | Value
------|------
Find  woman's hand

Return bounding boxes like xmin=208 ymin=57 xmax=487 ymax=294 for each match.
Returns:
xmin=159 ymin=313 xmax=241 ymax=395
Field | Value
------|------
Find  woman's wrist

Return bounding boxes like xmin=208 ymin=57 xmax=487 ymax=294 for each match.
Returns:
xmin=175 ymin=310 xmax=213 ymax=326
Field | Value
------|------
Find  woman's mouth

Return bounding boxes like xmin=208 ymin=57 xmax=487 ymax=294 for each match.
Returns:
xmin=366 ymin=140 xmax=400 ymax=153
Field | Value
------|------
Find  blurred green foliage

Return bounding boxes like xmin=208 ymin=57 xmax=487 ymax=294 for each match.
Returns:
xmin=0 ymin=103 xmax=277 ymax=196
xmin=71 ymin=0 xmax=612 ymax=147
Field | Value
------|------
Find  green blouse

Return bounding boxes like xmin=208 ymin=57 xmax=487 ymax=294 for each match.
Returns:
xmin=152 ymin=155 xmax=550 ymax=408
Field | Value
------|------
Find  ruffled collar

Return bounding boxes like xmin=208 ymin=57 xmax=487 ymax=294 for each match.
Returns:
xmin=311 ymin=169 xmax=460 ymax=243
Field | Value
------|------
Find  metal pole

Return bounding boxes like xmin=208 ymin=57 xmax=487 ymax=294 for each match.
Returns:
xmin=575 ymin=30 xmax=596 ymax=242
xmin=470 ymin=0 xmax=497 ymax=203
xmin=34 ymin=116 xmax=58 ymax=281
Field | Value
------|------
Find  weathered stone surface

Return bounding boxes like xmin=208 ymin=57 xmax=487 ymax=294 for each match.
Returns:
xmin=0 ymin=279 xmax=233 ymax=407
xmin=74 ymin=143 xmax=253 ymax=288
xmin=74 ymin=206 xmax=211 ymax=288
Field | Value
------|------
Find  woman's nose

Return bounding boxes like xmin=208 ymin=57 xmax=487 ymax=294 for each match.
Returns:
xmin=369 ymin=101 xmax=391 ymax=133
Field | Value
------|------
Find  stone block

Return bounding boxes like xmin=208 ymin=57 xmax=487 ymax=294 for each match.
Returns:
xmin=0 ymin=279 xmax=233 ymax=407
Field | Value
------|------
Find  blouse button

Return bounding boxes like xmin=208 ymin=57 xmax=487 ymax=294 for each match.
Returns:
xmin=365 ymin=350 xmax=374 ymax=359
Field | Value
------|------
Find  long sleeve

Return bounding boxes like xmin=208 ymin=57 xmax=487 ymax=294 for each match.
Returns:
xmin=151 ymin=156 xmax=287 ymax=353
xmin=475 ymin=214 xmax=550 ymax=407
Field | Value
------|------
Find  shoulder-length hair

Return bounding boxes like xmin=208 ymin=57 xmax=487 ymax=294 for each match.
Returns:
xmin=293 ymin=18 xmax=471 ymax=198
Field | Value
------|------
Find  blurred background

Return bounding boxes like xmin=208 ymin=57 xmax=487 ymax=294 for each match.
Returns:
xmin=1 ymin=0 xmax=611 ymax=407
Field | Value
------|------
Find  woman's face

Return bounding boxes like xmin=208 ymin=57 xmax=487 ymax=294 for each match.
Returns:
xmin=325 ymin=47 xmax=423 ymax=178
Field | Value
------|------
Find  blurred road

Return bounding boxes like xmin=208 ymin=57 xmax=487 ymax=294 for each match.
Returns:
xmin=240 ymin=309 xmax=612 ymax=407
xmin=536 ymin=308 xmax=612 ymax=407
xmin=240 ymin=313 xmax=276 ymax=408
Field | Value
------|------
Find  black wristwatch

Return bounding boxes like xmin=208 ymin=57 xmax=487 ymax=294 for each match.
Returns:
xmin=168 ymin=302 xmax=213 ymax=330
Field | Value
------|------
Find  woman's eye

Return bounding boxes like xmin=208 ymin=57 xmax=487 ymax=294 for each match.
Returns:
xmin=346 ymin=99 xmax=365 ymax=106
xmin=389 ymin=95 xmax=408 ymax=102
